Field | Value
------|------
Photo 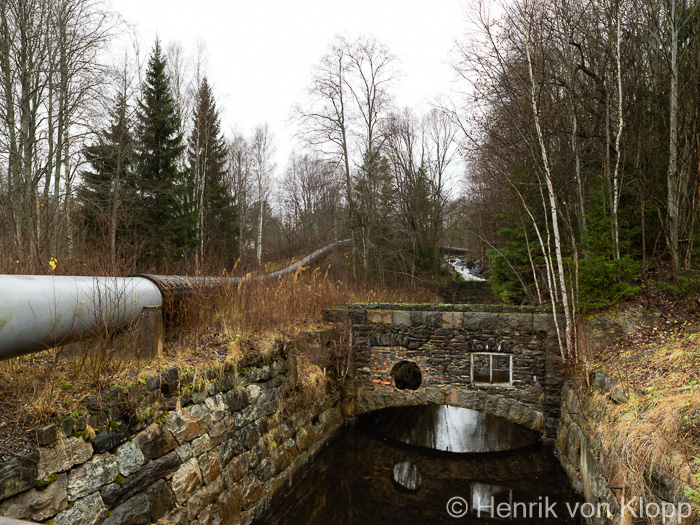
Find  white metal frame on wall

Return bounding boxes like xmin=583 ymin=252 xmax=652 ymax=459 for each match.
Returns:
xmin=470 ymin=352 xmax=513 ymax=386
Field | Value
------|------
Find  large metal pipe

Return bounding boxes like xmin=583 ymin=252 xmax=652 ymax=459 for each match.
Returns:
xmin=0 ymin=276 xmax=162 ymax=359
xmin=0 ymin=240 xmax=351 ymax=359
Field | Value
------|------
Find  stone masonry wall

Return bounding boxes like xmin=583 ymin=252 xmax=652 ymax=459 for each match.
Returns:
xmin=0 ymin=356 xmax=343 ymax=525
xmin=323 ymin=304 xmax=564 ymax=439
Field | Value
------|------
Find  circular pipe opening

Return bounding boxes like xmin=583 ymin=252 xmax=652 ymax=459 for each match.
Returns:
xmin=391 ymin=360 xmax=422 ymax=390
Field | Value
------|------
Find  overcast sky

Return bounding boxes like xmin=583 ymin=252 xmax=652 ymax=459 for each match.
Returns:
xmin=111 ymin=0 xmax=467 ymax=170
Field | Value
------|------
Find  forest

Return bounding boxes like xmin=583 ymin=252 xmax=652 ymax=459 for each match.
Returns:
xmin=1 ymin=0 xmax=699 ymax=359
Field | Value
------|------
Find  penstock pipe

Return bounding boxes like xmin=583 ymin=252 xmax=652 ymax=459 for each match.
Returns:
xmin=0 ymin=275 xmax=162 ymax=359
xmin=0 ymin=240 xmax=351 ymax=359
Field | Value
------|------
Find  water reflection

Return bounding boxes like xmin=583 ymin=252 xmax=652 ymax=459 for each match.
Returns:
xmin=392 ymin=462 xmax=422 ymax=492
xmin=359 ymin=405 xmax=539 ymax=453
xmin=472 ymin=482 xmax=512 ymax=513
xmin=259 ymin=426 xmax=582 ymax=525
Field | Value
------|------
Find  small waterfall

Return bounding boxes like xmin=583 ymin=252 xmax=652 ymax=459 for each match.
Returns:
xmin=444 ymin=256 xmax=486 ymax=282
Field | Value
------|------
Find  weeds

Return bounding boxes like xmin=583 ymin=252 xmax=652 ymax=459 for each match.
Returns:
xmin=0 ymin=257 xmax=436 ymax=433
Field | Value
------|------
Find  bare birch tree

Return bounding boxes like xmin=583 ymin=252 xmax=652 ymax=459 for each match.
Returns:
xmin=251 ymin=123 xmax=275 ymax=265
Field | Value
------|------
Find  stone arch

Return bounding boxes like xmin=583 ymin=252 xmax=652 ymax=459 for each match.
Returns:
xmin=352 ymin=387 xmax=544 ymax=432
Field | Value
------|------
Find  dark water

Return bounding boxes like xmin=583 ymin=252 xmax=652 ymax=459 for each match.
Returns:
xmin=260 ymin=406 xmax=583 ymax=524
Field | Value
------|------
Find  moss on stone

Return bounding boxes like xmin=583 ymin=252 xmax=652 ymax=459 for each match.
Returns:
xmin=35 ymin=473 xmax=57 ymax=490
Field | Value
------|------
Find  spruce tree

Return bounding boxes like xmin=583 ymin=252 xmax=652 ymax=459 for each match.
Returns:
xmin=187 ymin=77 xmax=236 ymax=266
xmin=79 ymin=87 xmax=136 ymax=267
xmin=135 ymin=40 xmax=192 ymax=261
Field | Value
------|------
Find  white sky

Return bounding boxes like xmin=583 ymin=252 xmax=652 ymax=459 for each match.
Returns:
xmin=110 ymin=0 xmax=467 ymax=171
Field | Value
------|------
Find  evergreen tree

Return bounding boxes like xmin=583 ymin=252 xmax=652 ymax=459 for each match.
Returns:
xmin=187 ymin=77 xmax=236 ymax=266
xmin=79 ymin=86 xmax=136 ymax=268
xmin=134 ymin=40 xmax=192 ymax=262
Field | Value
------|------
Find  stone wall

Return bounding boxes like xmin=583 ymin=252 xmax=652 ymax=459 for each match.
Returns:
xmin=0 ymin=356 xmax=343 ymax=525
xmin=556 ymin=383 xmax=699 ymax=525
xmin=324 ymin=304 xmax=564 ymax=439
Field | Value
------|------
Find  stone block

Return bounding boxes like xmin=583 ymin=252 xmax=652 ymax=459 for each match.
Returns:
xmin=68 ymin=453 xmax=120 ymax=501
xmin=35 ymin=424 xmax=59 ymax=446
xmin=175 ymin=443 xmax=193 ymax=463
xmin=483 ymin=394 xmax=499 ymax=415
xmin=409 ymin=311 xmax=425 ymax=326
xmin=171 ymin=457 xmax=203 ymax=504
xmin=463 ymin=312 xmax=498 ymax=331
xmin=198 ymin=451 xmax=222 ymax=484
xmin=223 ymin=453 xmax=249 ymax=486
xmin=186 ymin=477 xmax=223 ymax=521
xmin=157 ymin=506 xmax=188 ymax=525
xmin=216 ymin=485 xmax=243 ymax=525
xmin=134 ymin=423 xmax=178 ymax=462
xmin=256 ymin=457 xmax=273 ymax=482
xmin=234 ymin=405 xmax=256 ymax=428
xmin=240 ymin=472 xmax=263 ymax=511
xmin=495 ymin=398 xmax=512 ymax=420
xmin=458 ymin=390 xmax=475 ymax=410
xmin=92 ymin=421 xmax=130 ymax=454
xmin=223 ymin=388 xmax=250 ymax=413
xmin=102 ymin=492 xmax=150 ymax=525
xmin=349 ymin=309 xmax=366 ymax=324
xmin=321 ymin=308 xmax=343 ymax=323
xmin=146 ymin=479 xmax=177 ymax=522
xmin=441 ymin=312 xmax=462 ymax=330
xmin=0 ymin=450 xmax=39 ymax=500
xmin=367 ymin=310 xmax=392 ymax=326
xmin=101 ymin=451 xmax=181 ymax=509
xmin=246 ymin=384 xmax=261 ymax=403
xmin=116 ymin=441 xmax=145 ymax=477
xmin=533 ymin=313 xmax=555 ymax=333
xmin=191 ymin=434 xmax=211 ymax=457
xmin=471 ymin=391 xmax=486 ymax=413
xmin=424 ymin=312 xmax=441 ymax=328
xmin=205 ymin=394 xmax=227 ymax=422
xmin=425 ymin=386 xmax=440 ymax=405
xmin=0 ymin=472 xmax=67 ymax=522
xmin=53 ymin=491 xmax=108 ymax=525
xmin=392 ymin=310 xmax=411 ymax=327
xmin=166 ymin=404 xmax=210 ymax=445
xmin=147 ymin=367 xmax=179 ymax=395
xmin=38 ymin=436 xmax=93 ymax=479
xmin=497 ymin=313 xmax=534 ymax=332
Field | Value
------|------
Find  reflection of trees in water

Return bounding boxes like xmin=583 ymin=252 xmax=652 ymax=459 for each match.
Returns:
xmin=360 ymin=405 xmax=538 ymax=453
xmin=260 ymin=426 xmax=583 ymax=525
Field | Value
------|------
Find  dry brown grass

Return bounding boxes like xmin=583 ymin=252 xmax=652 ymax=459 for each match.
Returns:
xmin=589 ymin=329 xmax=700 ymax=503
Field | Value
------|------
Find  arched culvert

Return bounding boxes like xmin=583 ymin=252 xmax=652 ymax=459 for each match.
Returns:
xmin=391 ymin=360 xmax=422 ymax=390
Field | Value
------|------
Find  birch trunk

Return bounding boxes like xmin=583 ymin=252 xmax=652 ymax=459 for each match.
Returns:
xmin=525 ymin=17 xmax=573 ymax=357
xmin=612 ymin=1 xmax=624 ymax=261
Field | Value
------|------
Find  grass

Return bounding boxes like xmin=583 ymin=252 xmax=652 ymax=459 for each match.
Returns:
xmin=587 ymin=326 xmax=700 ymax=505
xmin=0 ymin=257 xmax=437 ymax=435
